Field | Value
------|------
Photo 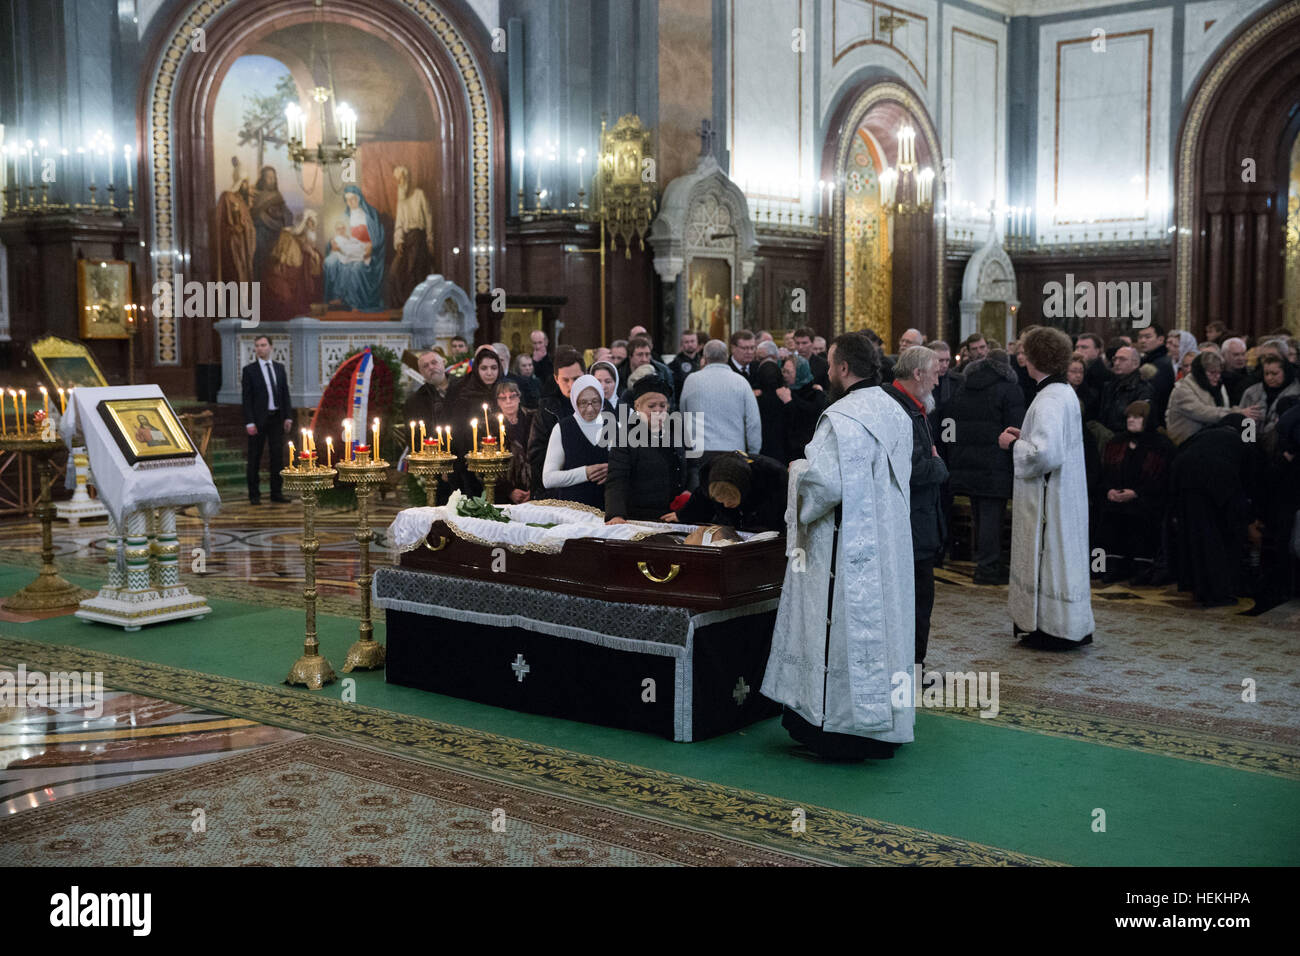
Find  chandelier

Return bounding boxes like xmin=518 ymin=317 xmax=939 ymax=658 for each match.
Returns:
xmin=878 ymin=125 xmax=933 ymax=215
xmin=283 ymin=2 xmax=358 ymax=179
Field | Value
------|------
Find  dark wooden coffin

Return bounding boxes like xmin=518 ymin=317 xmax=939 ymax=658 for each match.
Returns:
xmin=399 ymin=520 xmax=786 ymax=610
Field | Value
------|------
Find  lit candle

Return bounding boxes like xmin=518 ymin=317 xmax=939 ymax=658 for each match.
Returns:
xmin=471 ymin=418 xmax=478 ymax=454
xmin=19 ymin=389 xmax=26 ymax=433
xmin=288 ymin=441 xmax=295 ymax=468
xmin=0 ymin=390 xmax=6 ymax=436
xmin=435 ymin=425 xmax=442 ymax=451
xmin=326 ymin=437 xmax=333 ymax=469
xmin=498 ymin=413 xmax=505 ymax=449
xmin=482 ymin=403 xmax=489 ymax=427
xmin=420 ymin=421 xmax=427 ymax=446
xmin=343 ymin=419 xmax=352 ymax=461
xmin=308 ymin=430 xmax=315 ymax=454
xmin=123 ymin=145 xmax=132 ymax=192
xmin=301 ymin=428 xmax=309 ymax=457
xmin=409 ymin=420 xmax=416 ymax=450
xmin=39 ymin=386 xmax=48 ymax=416
xmin=372 ymin=418 xmax=379 ymax=464
xmin=445 ymin=428 xmax=451 ymax=454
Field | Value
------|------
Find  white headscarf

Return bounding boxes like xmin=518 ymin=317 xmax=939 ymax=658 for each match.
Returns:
xmin=1171 ymin=329 xmax=1198 ymax=364
xmin=589 ymin=361 xmax=620 ymax=401
xmin=569 ymin=374 xmax=605 ymax=418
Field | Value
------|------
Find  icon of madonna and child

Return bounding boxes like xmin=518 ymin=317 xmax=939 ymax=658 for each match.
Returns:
xmin=322 ymin=185 xmax=387 ymax=313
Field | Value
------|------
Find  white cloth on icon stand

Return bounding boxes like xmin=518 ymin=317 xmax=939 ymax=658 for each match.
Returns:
xmin=61 ymin=385 xmax=221 ymax=527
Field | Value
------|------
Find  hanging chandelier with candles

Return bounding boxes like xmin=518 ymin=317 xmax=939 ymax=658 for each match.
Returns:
xmin=878 ymin=125 xmax=934 ymax=216
xmin=283 ymin=2 xmax=358 ymax=184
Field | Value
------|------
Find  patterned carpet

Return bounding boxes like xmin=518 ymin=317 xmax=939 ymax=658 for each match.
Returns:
xmin=0 ymin=735 xmax=822 ymax=866
xmin=925 ymin=573 xmax=1300 ymax=756
xmin=0 ymin=638 xmax=1059 ymax=866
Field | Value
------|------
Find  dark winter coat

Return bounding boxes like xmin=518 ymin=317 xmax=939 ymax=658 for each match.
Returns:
xmin=1097 ymin=370 xmax=1155 ymax=434
xmin=942 ymin=359 xmax=1025 ymax=499
xmin=885 ymin=382 xmax=948 ymax=561
xmin=605 ymin=434 xmax=686 ymax=521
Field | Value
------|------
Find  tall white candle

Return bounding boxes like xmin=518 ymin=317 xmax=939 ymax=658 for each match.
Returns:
xmin=105 ymin=139 xmax=113 ymax=186
xmin=123 ymin=145 xmax=132 ymax=191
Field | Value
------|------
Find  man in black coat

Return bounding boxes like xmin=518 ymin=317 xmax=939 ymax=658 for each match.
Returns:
xmin=666 ymin=329 xmax=702 ymax=402
xmin=885 ymin=345 xmax=948 ymax=664
xmin=1136 ymin=322 xmax=1175 ymax=425
xmin=942 ymin=351 xmax=1025 ymax=584
xmin=241 ymin=334 xmax=294 ymax=504
xmin=792 ymin=326 xmax=829 ymax=389
xmin=526 ymin=347 xmax=586 ymax=492
xmin=1097 ymin=346 xmax=1155 ymax=434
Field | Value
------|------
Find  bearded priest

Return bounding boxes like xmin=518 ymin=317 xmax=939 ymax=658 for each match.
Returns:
xmin=761 ymin=332 xmax=916 ymax=760
xmin=998 ymin=326 xmax=1096 ymax=650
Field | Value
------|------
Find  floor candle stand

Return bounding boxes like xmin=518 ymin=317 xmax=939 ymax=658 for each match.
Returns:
xmin=281 ymin=461 xmax=338 ymax=689
xmin=465 ymin=449 xmax=512 ymax=505
xmin=406 ymin=447 xmax=458 ymax=505
xmin=335 ymin=456 xmax=388 ymax=672
xmin=0 ymin=434 xmax=90 ymax=611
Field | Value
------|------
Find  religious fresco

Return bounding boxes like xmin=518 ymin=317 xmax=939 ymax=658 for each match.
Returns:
xmin=843 ymin=129 xmax=891 ymax=342
xmin=1286 ymin=133 xmax=1300 ymax=336
xmin=209 ymin=23 xmax=440 ymax=318
xmin=687 ymin=257 xmax=732 ymax=342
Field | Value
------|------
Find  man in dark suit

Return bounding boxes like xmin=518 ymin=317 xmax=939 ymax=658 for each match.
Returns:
xmin=728 ymin=329 xmax=757 ymax=383
xmin=792 ymin=326 xmax=829 ymax=388
xmin=242 ymin=334 xmax=294 ymax=504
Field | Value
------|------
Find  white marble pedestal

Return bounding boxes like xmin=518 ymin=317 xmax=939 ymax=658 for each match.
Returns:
xmin=76 ymin=507 xmax=210 ymax=631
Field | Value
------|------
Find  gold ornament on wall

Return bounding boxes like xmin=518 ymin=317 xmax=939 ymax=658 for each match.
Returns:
xmin=593 ymin=114 xmax=657 ymax=258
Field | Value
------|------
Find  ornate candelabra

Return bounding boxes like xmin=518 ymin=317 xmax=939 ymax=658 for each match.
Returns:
xmin=280 ymin=459 xmax=338 ymax=689
xmin=465 ymin=447 xmax=513 ymax=505
xmin=0 ymin=433 xmax=90 ymax=611
xmin=334 ymin=456 xmax=388 ymax=672
xmin=406 ymin=441 xmax=458 ymax=505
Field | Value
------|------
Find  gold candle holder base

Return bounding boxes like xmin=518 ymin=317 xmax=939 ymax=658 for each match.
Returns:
xmin=281 ymin=465 xmax=338 ymax=689
xmin=465 ymin=450 xmax=513 ymax=505
xmin=335 ymin=458 xmax=389 ymax=672
xmin=0 ymin=435 xmax=91 ymax=611
xmin=407 ymin=450 xmax=458 ymax=505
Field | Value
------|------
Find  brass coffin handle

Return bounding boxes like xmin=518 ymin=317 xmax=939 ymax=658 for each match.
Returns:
xmin=637 ymin=560 xmax=681 ymax=584
xmin=423 ymin=535 xmax=448 ymax=552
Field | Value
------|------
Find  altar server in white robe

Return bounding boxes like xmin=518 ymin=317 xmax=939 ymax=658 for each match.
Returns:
xmin=998 ymin=326 xmax=1096 ymax=649
xmin=762 ymin=332 xmax=916 ymax=760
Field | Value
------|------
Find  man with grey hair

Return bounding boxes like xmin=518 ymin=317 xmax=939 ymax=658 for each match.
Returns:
xmin=898 ymin=328 xmax=924 ymax=353
xmin=1221 ymin=337 xmax=1249 ymax=404
xmin=680 ymin=339 xmax=762 ymax=490
xmin=755 ymin=340 xmax=780 ymax=366
xmin=886 ymin=346 xmax=947 ymax=663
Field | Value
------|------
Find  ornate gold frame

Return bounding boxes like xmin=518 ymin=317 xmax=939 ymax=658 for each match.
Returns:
xmin=30 ymin=335 xmax=110 ymax=390
xmin=832 ymin=81 xmax=945 ymax=335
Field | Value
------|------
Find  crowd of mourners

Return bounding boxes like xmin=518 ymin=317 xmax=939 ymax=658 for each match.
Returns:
xmin=402 ymin=316 xmax=1300 ymax=612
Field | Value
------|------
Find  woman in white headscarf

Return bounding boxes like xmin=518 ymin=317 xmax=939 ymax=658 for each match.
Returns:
xmin=1166 ymin=329 xmax=1199 ymax=369
xmin=541 ymin=374 xmax=610 ymax=508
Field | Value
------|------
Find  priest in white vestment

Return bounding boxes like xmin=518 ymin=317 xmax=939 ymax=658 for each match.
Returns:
xmin=762 ymin=333 xmax=916 ymax=760
xmin=998 ymin=326 xmax=1096 ymax=649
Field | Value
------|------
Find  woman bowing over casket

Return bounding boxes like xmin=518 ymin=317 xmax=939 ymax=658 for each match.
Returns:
xmin=541 ymin=374 xmax=609 ymax=509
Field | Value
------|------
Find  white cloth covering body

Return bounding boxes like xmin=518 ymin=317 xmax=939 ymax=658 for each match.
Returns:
xmin=1008 ymin=381 xmax=1095 ymax=640
xmin=760 ymin=386 xmax=916 ymax=742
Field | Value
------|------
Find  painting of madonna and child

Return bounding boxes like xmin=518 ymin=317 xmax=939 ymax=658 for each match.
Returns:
xmin=210 ymin=21 xmax=445 ymax=322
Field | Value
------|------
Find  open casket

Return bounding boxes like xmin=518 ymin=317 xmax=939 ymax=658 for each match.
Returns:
xmin=374 ymin=501 xmax=788 ymax=741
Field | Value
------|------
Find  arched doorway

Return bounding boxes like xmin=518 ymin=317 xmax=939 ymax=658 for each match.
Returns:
xmin=824 ymin=79 xmax=944 ymax=343
xmin=1175 ymin=2 xmax=1300 ymax=338
xmin=136 ymin=0 xmax=503 ymax=377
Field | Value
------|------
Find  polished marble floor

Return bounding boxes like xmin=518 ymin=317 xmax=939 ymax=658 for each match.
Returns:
xmin=0 ymin=663 xmax=301 ymax=817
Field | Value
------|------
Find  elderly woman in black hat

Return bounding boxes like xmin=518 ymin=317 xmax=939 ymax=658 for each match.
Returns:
xmin=672 ymin=450 xmax=788 ymax=533
xmin=605 ymin=376 xmax=685 ymax=523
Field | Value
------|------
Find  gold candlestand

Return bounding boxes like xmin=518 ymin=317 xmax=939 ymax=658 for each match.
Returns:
xmin=281 ymin=462 xmax=338 ymax=689
xmin=465 ymin=449 xmax=513 ymax=505
xmin=335 ymin=457 xmax=388 ymax=672
xmin=0 ymin=434 xmax=90 ymax=611
xmin=406 ymin=447 xmax=457 ymax=505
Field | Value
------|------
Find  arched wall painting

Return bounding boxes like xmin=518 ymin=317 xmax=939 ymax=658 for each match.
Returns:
xmin=1287 ymin=133 xmax=1300 ymax=335
xmin=210 ymin=22 xmax=440 ymax=320
xmin=842 ymin=129 xmax=891 ymax=341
